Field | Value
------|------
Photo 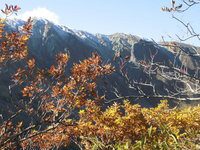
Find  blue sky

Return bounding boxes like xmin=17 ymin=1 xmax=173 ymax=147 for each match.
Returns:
xmin=0 ymin=0 xmax=200 ymax=46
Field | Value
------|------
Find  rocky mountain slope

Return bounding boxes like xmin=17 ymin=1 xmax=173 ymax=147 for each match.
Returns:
xmin=0 ymin=18 xmax=200 ymax=116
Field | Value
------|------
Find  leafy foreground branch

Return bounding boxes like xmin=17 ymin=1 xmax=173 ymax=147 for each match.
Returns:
xmin=1 ymin=99 xmax=200 ymax=149
xmin=0 ymin=2 xmax=200 ymax=150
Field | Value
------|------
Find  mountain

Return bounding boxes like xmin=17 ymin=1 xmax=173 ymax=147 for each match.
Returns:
xmin=0 ymin=18 xmax=200 ymax=117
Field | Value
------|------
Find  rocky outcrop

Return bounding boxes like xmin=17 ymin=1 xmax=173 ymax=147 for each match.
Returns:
xmin=0 ymin=18 xmax=200 ymax=116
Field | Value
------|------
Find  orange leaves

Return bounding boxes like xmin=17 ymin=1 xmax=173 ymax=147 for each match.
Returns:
xmin=1 ymin=4 xmax=21 ymax=15
xmin=16 ymin=53 xmax=113 ymax=148
xmin=27 ymin=58 xmax=35 ymax=69
xmin=14 ymin=122 xmax=23 ymax=133
xmin=21 ymin=86 xmax=34 ymax=97
xmin=21 ymin=124 xmax=71 ymax=149
xmin=5 ymin=45 xmax=200 ymax=150
xmin=72 ymin=52 xmax=113 ymax=82
xmin=0 ymin=4 xmax=26 ymax=66
xmin=48 ymin=53 xmax=69 ymax=76
xmin=6 ymin=46 xmax=114 ymax=149
xmin=12 ymin=68 xmax=26 ymax=84
xmin=47 ymin=53 xmax=69 ymax=77
xmin=0 ymin=15 xmax=32 ymax=66
xmin=0 ymin=57 xmax=5 ymax=63
xmin=21 ymin=81 xmax=42 ymax=97
xmin=56 ymin=53 xmax=69 ymax=65
xmin=21 ymin=34 xmax=29 ymax=41
xmin=22 ymin=17 xmax=33 ymax=35
xmin=12 ymin=58 xmax=36 ymax=84
xmin=52 ymin=85 xmax=60 ymax=97
xmin=48 ymin=65 xmax=56 ymax=76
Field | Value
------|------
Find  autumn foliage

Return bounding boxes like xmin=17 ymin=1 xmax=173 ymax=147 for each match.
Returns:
xmin=0 ymin=4 xmax=32 ymax=67
xmin=0 ymin=3 xmax=200 ymax=150
xmin=75 ymin=100 xmax=200 ymax=149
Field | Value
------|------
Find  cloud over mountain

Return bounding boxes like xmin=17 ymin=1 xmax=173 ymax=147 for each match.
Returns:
xmin=15 ymin=7 xmax=60 ymax=24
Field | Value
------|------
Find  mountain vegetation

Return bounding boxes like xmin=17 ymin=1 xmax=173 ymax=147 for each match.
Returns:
xmin=0 ymin=1 xmax=200 ymax=149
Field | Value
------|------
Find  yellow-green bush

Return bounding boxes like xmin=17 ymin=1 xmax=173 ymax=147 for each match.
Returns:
xmin=75 ymin=100 xmax=200 ymax=150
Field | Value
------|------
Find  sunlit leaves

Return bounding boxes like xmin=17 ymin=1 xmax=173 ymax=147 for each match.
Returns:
xmin=4 ymin=50 xmax=113 ymax=149
xmin=21 ymin=35 xmax=29 ymax=41
xmin=27 ymin=58 xmax=35 ymax=69
xmin=0 ymin=3 xmax=112 ymax=150
xmin=75 ymin=100 xmax=200 ymax=149
xmin=0 ymin=18 xmax=5 ymax=24
xmin=0 ymin=15 xmax=32 ymax=66
xmin=1 ymin=2 xmax=200 ymax=150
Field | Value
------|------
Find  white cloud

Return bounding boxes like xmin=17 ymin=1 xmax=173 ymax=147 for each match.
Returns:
xmin=16 ymin=7 xmax=60 ymax=24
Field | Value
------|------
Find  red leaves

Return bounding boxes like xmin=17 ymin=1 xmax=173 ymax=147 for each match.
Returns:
xmin=13 ymin=5 xmax=21 ymax=12
xmin=1 ymin=4 xmax=21 ymax=15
